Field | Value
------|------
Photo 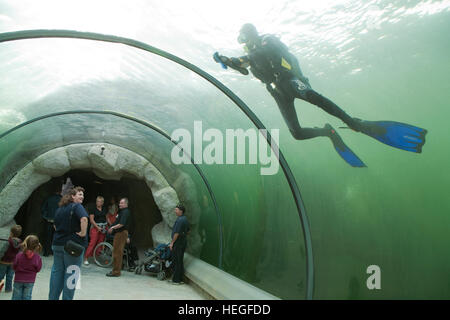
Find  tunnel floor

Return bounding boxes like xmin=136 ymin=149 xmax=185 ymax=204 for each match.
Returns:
xmin=0 ymin=255 xmax=208 ymax=300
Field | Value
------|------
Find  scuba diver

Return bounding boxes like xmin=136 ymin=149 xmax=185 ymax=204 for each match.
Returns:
xmin=213 ymin=23 xmax=428 ymax=167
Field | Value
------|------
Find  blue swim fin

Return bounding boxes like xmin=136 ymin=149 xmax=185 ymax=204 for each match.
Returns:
xmin=355 ymin=119 xmax=428 ymax=153
xmin=325 ymin=124 xmax=366 ymax=168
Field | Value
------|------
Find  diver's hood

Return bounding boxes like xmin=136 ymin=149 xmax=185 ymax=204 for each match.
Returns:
xmin=238 ymin=23 xmax=258 ymax=44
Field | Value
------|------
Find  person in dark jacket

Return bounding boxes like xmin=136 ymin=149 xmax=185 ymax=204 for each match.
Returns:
xmin=48 ymin=186 xmax=88 ymax=300
xmin=106 ymin=198 xmax=131 ymax=277
xmin=41 ymin=186 xmax=62 ymax=256
xmin=169 ymin=204 xmax=189 ymax=285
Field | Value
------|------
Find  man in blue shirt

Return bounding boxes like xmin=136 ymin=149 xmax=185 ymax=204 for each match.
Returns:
xmin=169 ymin=204 xmax=189 ymax=285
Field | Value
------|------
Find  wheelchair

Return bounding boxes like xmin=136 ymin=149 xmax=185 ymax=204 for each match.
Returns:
xmin=93 ymin=232 xmax=134 ymax=271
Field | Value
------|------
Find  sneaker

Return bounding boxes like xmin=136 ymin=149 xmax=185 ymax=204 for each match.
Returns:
xmin=83 ymin=260 xmax=89 ymax=266
xmin=172 ymin=281 xmax=184 ymax=285
xmin=0 ymin=279 xmax=4 ymax=292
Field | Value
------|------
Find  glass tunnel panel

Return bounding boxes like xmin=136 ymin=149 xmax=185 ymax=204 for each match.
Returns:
xmin=0 ymin=36 xmax=310 ymax=299
xmin=0 ymin=112 xmax=308 ymax=299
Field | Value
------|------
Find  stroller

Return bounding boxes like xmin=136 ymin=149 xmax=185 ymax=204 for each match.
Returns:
xmin=134 ymin=243 xmax=172 ymax=280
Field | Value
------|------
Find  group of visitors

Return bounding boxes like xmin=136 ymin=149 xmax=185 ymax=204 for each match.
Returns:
xmin=1 ymin=180 xmax=190 ymax=300
xmin=48 ymin=186 xmax=133 ymax=299
xmin=83 ymin=195 xmax=118 ymax=266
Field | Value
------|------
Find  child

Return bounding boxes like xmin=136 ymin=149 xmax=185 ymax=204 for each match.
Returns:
xmin=0 ymin=225 xmax=23 ymax=293
xmin=11 ymin=235 xmax=42 ymax=300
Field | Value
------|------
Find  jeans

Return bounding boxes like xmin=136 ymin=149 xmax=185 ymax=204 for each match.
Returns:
xmin=11 ymin=282 xmax=34 ymax=300
xmin=49 ymin=245 xmax=84 ymax=300
xmin=0 ymin=263 xmax=14 ymax=292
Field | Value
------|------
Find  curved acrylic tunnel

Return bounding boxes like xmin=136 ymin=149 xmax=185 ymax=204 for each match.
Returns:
xmin=0 ymin=30 xmax=311 ymax=299
xmin=1 ymin=2 xmax=450 ymax=300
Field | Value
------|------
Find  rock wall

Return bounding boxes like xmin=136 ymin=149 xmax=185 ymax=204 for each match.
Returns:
xmin=0 ymin=143 xmax=202 ymax=256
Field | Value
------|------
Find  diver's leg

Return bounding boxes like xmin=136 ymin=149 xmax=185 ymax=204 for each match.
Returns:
xmin=268 ymin=84 xmax=366 ymax=166
xmin=288 ymin=79 xmax=362 ymax=130
xmin=267 ymin=85 xmax=330 ymax=140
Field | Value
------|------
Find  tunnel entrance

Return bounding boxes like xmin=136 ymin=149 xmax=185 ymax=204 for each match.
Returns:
xmin=14 ymin=169 xmax=163 ymax=249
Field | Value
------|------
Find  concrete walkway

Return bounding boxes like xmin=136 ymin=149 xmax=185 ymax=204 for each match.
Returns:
xmin=0 ymin=255 xmax=208 ymax=300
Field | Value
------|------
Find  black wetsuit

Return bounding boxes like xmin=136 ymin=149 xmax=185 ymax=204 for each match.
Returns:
xmin=239 ymin=35 xmax=356 ymax=139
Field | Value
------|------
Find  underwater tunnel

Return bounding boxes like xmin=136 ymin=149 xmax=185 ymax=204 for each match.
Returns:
xmin=0 ymin=1 xmax=449 ymax=300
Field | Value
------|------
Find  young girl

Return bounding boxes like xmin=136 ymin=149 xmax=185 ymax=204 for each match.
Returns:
xmin=0 ymin=225 xmax=22 ymax=293
xmin=12 ymin=235 xmax=42 ymax=300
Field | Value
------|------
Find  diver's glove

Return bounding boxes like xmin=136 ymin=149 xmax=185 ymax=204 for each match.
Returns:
xmin=213 ymin=52 xmax=249 ymax=75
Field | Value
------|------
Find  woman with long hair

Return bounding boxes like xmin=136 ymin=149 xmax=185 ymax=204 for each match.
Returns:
xmin=48 ymin=186 xmax=89 ymax=300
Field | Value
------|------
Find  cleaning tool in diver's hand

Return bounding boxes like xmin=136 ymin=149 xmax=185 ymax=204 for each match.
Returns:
xmin=213 ymin=52 xmax=228 ymax=69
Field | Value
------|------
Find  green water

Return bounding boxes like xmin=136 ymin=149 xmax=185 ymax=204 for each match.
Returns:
xmin=0 ymin=0 xmax=449 ymax=299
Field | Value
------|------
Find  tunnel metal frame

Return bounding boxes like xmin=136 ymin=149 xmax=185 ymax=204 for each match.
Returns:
xmin=0 ymin=29 xmax=315 ymax=299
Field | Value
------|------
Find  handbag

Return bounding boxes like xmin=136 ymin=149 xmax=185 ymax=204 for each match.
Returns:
xmin=63 ymin=204 xmax=84 ymax=257
xmin=64 ymin=240 xmax=84 ymax=257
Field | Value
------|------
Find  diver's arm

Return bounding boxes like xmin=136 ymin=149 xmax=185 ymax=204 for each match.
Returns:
xmin=217 ymin=54 xmax=249 ymax=68
xmin=213 ymin=52 xmax=249 ymax=75
xmin=233 ymin=56 xmax=250 ymax=68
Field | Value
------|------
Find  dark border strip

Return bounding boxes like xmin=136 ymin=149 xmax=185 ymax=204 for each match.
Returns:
xmin=0 ymin=110 xmax=224 ymax=269
xmin=0 ymin=29 xmax=314 ymax=299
